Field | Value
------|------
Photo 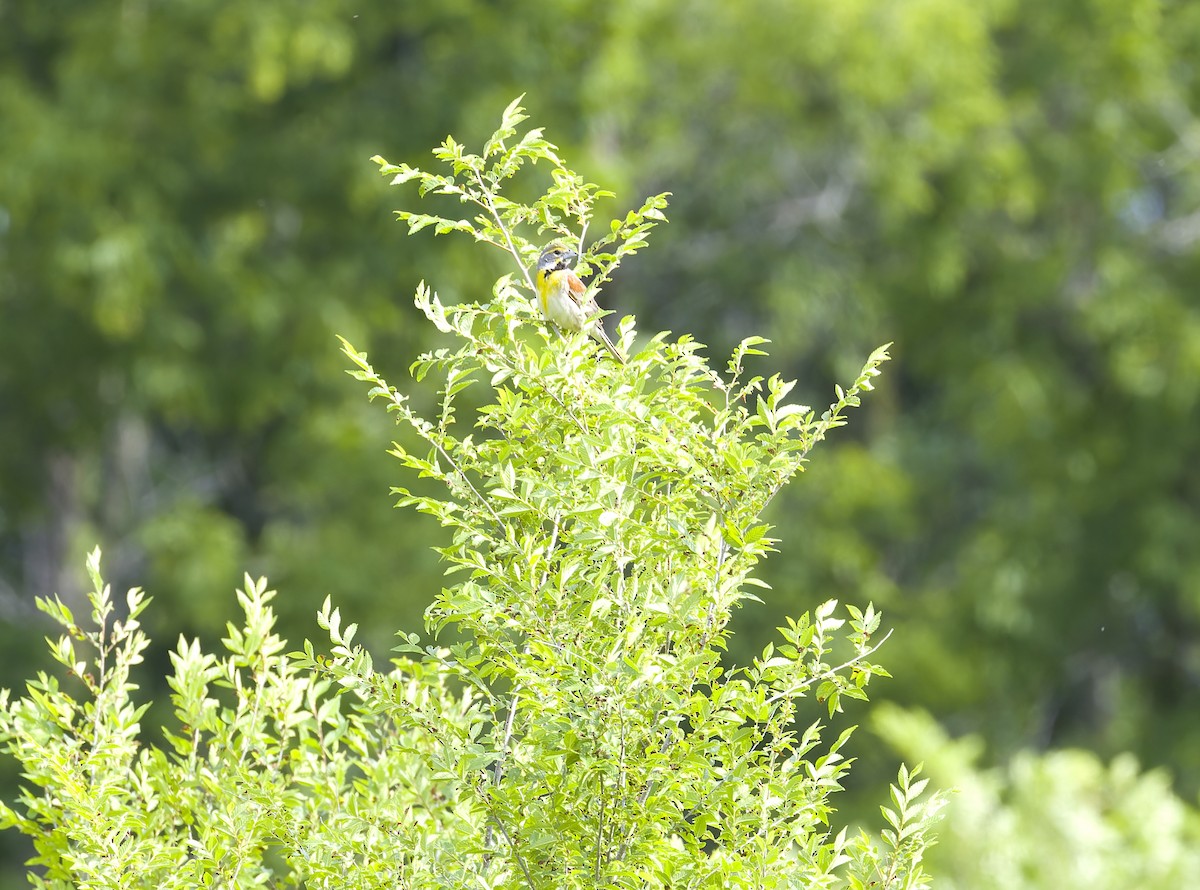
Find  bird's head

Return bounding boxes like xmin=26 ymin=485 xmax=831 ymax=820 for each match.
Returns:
xmin=536 ymin=242 xmax=578 ymax=273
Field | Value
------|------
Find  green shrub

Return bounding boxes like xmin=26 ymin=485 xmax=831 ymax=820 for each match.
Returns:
xmin=0 ymin=101 xmax=939 ymax=889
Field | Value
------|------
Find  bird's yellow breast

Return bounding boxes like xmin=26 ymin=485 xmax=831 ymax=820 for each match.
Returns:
xmin=537 ymin=269 xmax=585 ymax=331
xmin=537 ymin=269 xmax=567 ymax=309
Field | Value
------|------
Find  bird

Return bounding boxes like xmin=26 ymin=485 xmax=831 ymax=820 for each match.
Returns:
xmin=533 ymin=242 xmax=625 ymax=363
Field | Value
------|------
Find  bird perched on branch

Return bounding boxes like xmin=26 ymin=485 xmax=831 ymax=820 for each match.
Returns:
xmin=534 ymin=242 xmax=625 ymax=363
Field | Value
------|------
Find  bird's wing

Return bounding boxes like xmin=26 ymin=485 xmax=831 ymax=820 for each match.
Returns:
xmin=565 ymin=271 xmax=588 ymax=306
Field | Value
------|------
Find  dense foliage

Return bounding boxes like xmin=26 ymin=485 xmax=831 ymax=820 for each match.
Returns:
xmin=0 ymin=110 xmax=942 ymax=888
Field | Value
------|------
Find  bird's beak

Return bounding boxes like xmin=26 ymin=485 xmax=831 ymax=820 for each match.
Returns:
xmin=565 ymin=249 xmax=579 ymax=264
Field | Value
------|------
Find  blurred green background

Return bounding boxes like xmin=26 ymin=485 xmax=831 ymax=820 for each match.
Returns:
xmin=3 ymin=0 xmax=1200 ymax=885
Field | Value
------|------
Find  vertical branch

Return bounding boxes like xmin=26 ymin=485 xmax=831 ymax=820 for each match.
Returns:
xmin=489 ymin=816 xmax=536 ymax=890
xmin=594 ymin=776 xmax=607 ymax=882
xmin=482 ymin=690 xmax=521 ymax=872
xmin=472 ymin=169 xmax=538 ymax=295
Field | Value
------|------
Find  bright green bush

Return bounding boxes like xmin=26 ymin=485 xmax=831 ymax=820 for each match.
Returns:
xmin=0 ymin=102 xmax=939 ymax=889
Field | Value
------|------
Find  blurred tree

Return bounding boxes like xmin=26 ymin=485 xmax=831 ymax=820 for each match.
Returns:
xmin=0 ymin=1 xmax=442 ymax=644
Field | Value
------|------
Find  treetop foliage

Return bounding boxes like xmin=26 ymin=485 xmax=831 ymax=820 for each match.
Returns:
xmin=0 ymin=102 xmax=941 ymax=889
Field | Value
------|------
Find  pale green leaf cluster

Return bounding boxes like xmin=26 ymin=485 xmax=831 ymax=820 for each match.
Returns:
xmin=0 ymin=552 xmax=485 ymax=889
xmin=875 ymin=705 xmax=1200 ymax=890
xmin=0 ymin=103 xmax=940 ymax=889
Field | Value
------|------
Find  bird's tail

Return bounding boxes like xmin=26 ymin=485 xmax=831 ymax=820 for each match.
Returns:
xmin=591 ymin=325 xmax=626 ymax=364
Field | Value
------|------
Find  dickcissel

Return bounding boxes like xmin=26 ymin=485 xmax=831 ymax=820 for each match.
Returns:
xmin=534 ymin=242 xmax=625 ymax=363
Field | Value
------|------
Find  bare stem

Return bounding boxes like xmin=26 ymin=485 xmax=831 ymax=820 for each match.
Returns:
xmin=764 ymin=628 xmax=894 ymax=708
xmin=489 ymin=816 xmax=535 ymax=889
xmin=473 ymin=169 xmax=538 ymax=295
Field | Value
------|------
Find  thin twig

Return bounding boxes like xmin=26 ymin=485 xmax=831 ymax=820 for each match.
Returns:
xmin=538 ymin=380 xmax=590 ymax=436
xmin=489 ymin=815 xmax=536 ymax=889
xmin=482 ymin=690 xmax=521 ymax=872
xmin=537 ymin=516 xmax=561 ymax=592
xmin=473 ymin=170 xmax=538 ymax=295
xmin=494 ymin=692 xmax=520 ymax=787
xmin=696 ymin=539 xmax=730 ymax=651
xmin=763 ymin=628 xmax=894 ymax=707
xmin=614 ymin=727 xmax=675 ymax=862
xmin=394 ymin=385 xmax=505 ymax=528
xmin=594 ymin=775 xmax=607 ymax=882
